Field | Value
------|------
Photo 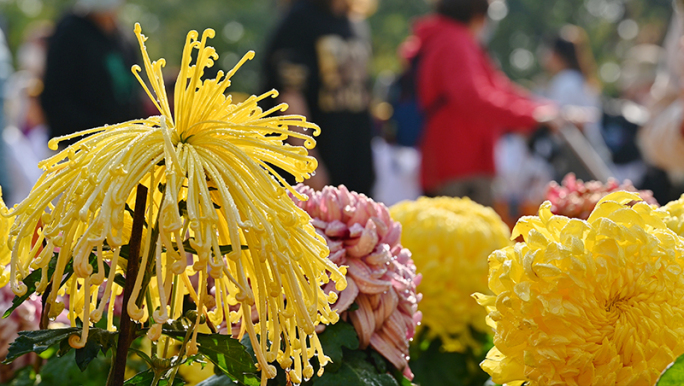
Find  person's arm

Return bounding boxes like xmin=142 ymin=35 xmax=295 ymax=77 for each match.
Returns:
xmin=436 ymin=36 xmax=556 ymax=131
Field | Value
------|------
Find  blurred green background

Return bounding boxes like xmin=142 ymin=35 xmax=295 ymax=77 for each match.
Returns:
xmin=0 ymin=0 xmax=674 ymax=95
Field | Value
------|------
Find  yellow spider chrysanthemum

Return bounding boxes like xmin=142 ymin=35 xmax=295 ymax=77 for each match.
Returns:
xmin=3 ymin=24 xmax=346 ymax=383
xmin=474 ymin=191 xmax=684 ymax=386
xmin=389 ymin=197 xmax=510 ymax=353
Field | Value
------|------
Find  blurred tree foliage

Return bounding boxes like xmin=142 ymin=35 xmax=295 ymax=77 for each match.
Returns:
xmin=0 ymin=0 xmax=283 ymax=92
xmin=0 ymin=0 xmax=675 ymax=95
xmin=488 ymin=0 xmax=673 ymax=96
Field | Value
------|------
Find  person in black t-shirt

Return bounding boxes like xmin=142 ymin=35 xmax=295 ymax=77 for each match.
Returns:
xmin=41 ymin=0 xmax=142 ymax=142
xmin=262 ymin=0 xmax=375 ymax=195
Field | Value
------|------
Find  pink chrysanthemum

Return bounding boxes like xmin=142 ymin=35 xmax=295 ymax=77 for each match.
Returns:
xmin=546 ymin=173 xmax=658 ymax=219
xmin=0 ymin=287 xmax=41 ymax=381
xmin=291 ymin=185 xmax=422 ymax=379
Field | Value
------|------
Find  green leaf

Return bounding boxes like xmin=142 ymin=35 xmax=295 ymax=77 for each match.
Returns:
xmin=658 ymin=354 xmax=684 ymax=385
xmin=38 ymin=345 xmax=58 ymax=360
xmin=316 ymin=321 xmax=359 ymax=373
xmin=312 ymin=350 xmax=398 ymax=386
xmin=57 ymin=335 xmax=73 ymax=358
xmin=128 ymin=347 xmax=155 ymax=368
xmin=181 ymin=240 xmax=247 ymax=256
xmin=4 ymin=328 xmax=81 ymax=363
xmin=122 ymin=370 xmax=152 ymax=385
xmin=114 ymin=273 xmax=127 ymax=287
xmin=369 ymin=350 xmax=387 ymax=374
xmin=408 ymin=331 xmax=490 ymax=386
xmin=38 ymin=347 xmax=111 ymax=386
xmin=162 ymin=330 xmax=258 ymax=386
xmin=75 ymin=340 xmax=102 ymax=372
xmin=3 ymin=268 xmax=42 ymax=319
xmin=119 ymin=238 xmax=248 ymax=260
xmin=123 ymin=369 xmax=185 ymax=386
xmin=390 ymin=367 xmax=414 ymax=386
xmin=87 ymin=327 xmax=118 ymax=355
xmin=369 ymin=349 xmax=413 ymax=386
xmin=4 ymin=326 xmax=118 ymax=371
xmin=239 ymin=336 xmax=288 ymax=386
xmin=4 ymin=253 xmax=106 ymax=319
xmin=185 ymin=354 xmax=208 ymax=367
xmin=195 ymin=374 xmax=237 ymax=386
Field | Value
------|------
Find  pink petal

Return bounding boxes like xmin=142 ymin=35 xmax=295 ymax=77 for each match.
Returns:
xmin=365 ymin=244 xmax=392 ymax=266
xmin=325 ymin=220 xmax=348 ymax=238
xmin=382 ymin=223 xmax=402 ymax=247
xmin=346 ymin=259 xmax=391 ymax=294
xmin=328 ymin=249 xmax=346 ymax=265
xmin=367 ymin=263 xmax=388 ymax=280
xmin=395 ymin=247 xmax=412 ymax=265
xmin=403 ymin=365 xmax=415 ymax=381
xmin=349 ymin=295 xmax=374 ymax=349
xmin=311 ymin=218 xmax=328 ymax=230
xmin=381 ymin=290 xmax=399 ymax=322
xmin=348 ymin=223 xmax=365 ymax=238
xmin=371 ymin=216 xmax=389 ymax=238
xmin=326 ymin=237 xmax=345 ymax=253
xmin=370 ymin=331 xmax=407 ymax=374
xmin=347 ymin=220 xmax=379 ymax=258
xmin=333 ymin=277 xmax=358 ymax=313
xmin=384 ymin=312 xmax=409 ymax=346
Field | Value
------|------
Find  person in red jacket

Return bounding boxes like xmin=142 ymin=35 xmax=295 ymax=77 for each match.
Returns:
xmin=415 ymin=0 xmax=558 ymax=206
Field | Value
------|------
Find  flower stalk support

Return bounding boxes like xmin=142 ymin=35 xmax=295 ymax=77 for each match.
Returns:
xmin=107 ymin=184 xmax=148 ymax=386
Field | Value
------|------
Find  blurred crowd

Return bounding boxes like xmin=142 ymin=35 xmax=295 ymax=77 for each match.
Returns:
xmin=0 ymin=0 xmax=682 ymax=217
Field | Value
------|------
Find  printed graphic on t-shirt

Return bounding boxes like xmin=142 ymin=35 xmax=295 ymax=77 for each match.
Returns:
xmin=315 ymin=35 xmax=370 ymax=113
xmin=278 ymin=60 xmax=309 ymax=93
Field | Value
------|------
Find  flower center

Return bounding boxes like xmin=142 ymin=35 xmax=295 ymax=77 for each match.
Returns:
xmin=605 ymin=296 xmax=627 ymax=313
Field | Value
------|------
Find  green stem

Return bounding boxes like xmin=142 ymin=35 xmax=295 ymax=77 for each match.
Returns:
xmin=151 ymin=368 xmax=164 ymax=386
xmin=167 ymin=319 xmax=197 ymax=385
xmin=162 ymin=275 xmax=180 ymax=359
xmin=146 ymin=289 xmax=158 ymax=359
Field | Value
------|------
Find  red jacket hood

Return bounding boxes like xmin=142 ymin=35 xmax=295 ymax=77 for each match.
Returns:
xmin=412 ymin=15 xmax=470 ymax=54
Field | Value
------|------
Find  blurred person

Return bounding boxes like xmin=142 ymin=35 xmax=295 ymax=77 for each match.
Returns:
xmin=601 ymin=45 xmax=664 ymax=197
xmin=542 ymin=26 xmax=601 ymax=109
xmin=5 ymin=22 xmax=52 ymax=148
xmin=0 ymin=27 xmax=13 ymax=201
xmin=261 ymin=0 xmax=375 ymax=194
xmin=41 ymin=0 xmax=142 ymax=143
xmin=412 ymin=0 xmax=558 ymax=206
xmin=620 ymin=44 xmax=664 ymax=106
xmin=638 ymin=0 xmax=684 ymax=203
xmin=3 ymin=22 xmax=53 ymax=205
xmin=537 ymin=25 xmax=612 ymax=182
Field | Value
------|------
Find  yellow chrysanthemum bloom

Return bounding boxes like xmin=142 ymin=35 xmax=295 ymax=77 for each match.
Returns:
xmin=662 ymin=194 xmax=684 ymax=237
xmin=390 ymin=197 xmax=510 ymax=352
xmin=474 ymin=191 xmax=684 ymax=386
xmin=3 ymin=24 xmax=346 ymax=383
